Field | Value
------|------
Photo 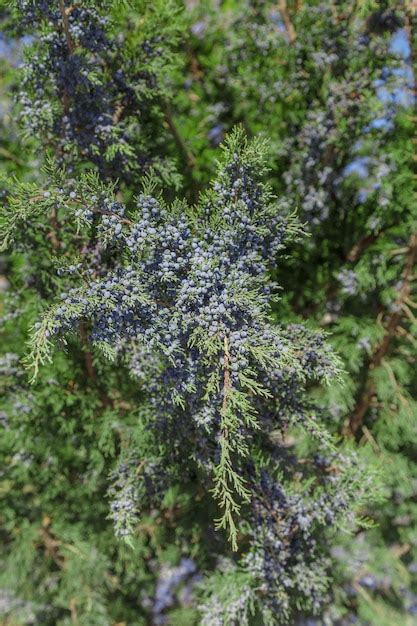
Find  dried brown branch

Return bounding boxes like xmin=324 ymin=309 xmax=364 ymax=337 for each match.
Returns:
xmin=186 ymin=43 xmax=204 ymax=81
xmin=69 ymin=599 xmax=79 ymax=626
xmin=40 ymin=517 xmax=65 ymax=568
xmin=346 ymin=232 xmax=417 ymax=436
xmin=345 ymin=2 xmax=417 ymax=436
xmin=47 ymin=207 xmax=61 ymax=252
xmin=278 ymin=0 xmax=297 ymax=43
xmin=79 ymin=321 xmax=97 ymax=381
xmin=346 ymin=232 xmax=380 ymax=263
xmin=59 ymin=0 xmax=75 ymax=54
xmin=112 ymin=102 xmax=125 ymax=126
xmin=163 ymin=106 xmax=196 ymax=170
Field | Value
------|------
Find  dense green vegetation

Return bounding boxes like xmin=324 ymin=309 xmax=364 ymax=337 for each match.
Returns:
xmin=0 ymin=2 xmax=416 ymax=625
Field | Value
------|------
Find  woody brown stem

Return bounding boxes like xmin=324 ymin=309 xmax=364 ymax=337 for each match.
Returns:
xmin=79 ymin=321 xmax=97 ymax=381
xmin=59 ymin=0 xmax=75 ymax=53
xmin=346 ymin=232 xmax=417 ymax=436
xmin=69 ymin=599 xmax=79 ymax=625
xmin=112 ymin=102 xmax=125 ymax=126
xmin=40 ymin=522 xmax=65 ymax=568
xmin=346 ymin=4 xmax=417 ymax=436
xmin=346 ymin=232 xmax=379 ymax=263
xmin=278 ymin=0 xmax=297 ymax=43
xmin=222 ymin=335 xmax=232 ymax=414
xmin=47 ymin=207 xmax=61 ymax=252
xmin=164 ymin=106 xmax=196 ymax=170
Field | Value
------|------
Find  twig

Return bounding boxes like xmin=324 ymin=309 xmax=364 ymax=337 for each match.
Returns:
xmin=346 ymin=2 xmax=417 ymax=435
xmin=59 ymin=0 xmax=75 ymax=54
xmin=222 ymin=335 xmax=232 ymax=415
xmin=93 ymin=209 xmax=133 ymax=225
xmin=346 ymin=232 xmax=417 ymax=436
xmin=346 ymin=232 xmax=380 ymax=263
xmin=278 ymin=0 xmax=297 ymax=44
xmin=69 ymin=599 xmax=79 ymax=626
xmin=163 ymin=106 xmax=196 ymax=170
xmin=112 ymin=102 xmax=125 ymax=126
xmin=186 ymin=43 xmax=204 ymax=81
xmin=47 ymin=207 xmax=61 ymax=252
xmin=79 ymin=321 xmax=97 ymax=381
xmin=0 ymin=146 xmax=25 ymax=166
xmin=40 ymin=520 xmax=65 ymax=568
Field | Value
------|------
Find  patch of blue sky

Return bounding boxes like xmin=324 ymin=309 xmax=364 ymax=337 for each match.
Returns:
xmin=343 ymin=157 xmax=370 ymax=180
xmin=0 ymin=34 xmax=33 ymax=66
xmin=357 ymin=189 xmax=369 ymax=204
xmin=389 ymin=29 xmax=411 ymax=59
xmin=360 ymin=30 xmax=413 ymax=140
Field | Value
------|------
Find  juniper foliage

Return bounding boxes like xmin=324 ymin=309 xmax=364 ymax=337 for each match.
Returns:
xmin=7 ymin=0 xmax=183 ymax=186
xmin=0 ymin=1 xmax=416 ymax=625
xmin=182 ymin=2 xmax=417 ymax=622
